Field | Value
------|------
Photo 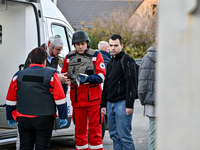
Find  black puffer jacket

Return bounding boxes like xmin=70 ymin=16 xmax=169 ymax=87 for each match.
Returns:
xmin=101 ymin=51 xmax=137 ymax=109
xmin=138 ymin=46 xmax=156 ymax=106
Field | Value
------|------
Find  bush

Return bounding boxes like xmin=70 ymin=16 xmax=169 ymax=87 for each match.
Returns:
xmin=87 ymin=34 xmax=99 ymax=50
xmin=82 ymin=4 xmax=157 ymax=58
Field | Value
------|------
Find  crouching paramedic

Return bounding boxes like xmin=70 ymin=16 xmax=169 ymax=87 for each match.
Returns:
xmin=6 ymin=47 xmax=68 ymax=150
xmin=61 ymin=30 xmax=106 ymax=150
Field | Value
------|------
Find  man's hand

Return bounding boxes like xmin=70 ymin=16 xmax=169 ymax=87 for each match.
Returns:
xmin=101 ymin=107 xmax=107 ymax=115
xmin=126 ymin=108 xmax=133 ymax=115
xmin=58 ymin=73 xmax=68 ymax=84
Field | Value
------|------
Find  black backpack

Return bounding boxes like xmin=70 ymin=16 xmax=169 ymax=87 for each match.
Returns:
xmin=120 ymin=54 xmax=139 ymax=99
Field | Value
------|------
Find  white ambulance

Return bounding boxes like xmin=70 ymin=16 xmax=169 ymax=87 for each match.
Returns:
xmin=0 ymin=0 xmax=75 ymax=145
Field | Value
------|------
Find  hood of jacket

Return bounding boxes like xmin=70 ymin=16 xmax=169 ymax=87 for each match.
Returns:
xmin=147 ymin=46 xmax=156 ymax=62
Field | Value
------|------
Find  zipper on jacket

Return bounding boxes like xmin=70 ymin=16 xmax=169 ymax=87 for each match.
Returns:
xmin=129 ymin=92 xmax=133 ymax=102
xmin=127 ymin=61 xmax=131 ymax=76
xmin=118 ymin=81 xmax=120 ymax=94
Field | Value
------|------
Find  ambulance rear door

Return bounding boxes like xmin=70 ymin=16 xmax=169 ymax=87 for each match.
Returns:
xmin=44 ymin=17 xmax=75 ymax=136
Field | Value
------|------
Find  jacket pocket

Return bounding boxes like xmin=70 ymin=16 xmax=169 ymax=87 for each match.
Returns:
xmin=70 ymin=85 xmax=77 ymax=102
xmin=88 ymin=84 xmax=102 ymax=101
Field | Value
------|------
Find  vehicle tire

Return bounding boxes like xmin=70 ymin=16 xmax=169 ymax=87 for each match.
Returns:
xmin=102 ymin=115 xmax=106 ymax=139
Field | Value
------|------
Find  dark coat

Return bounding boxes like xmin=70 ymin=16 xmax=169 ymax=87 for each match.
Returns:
xmin=99 ymin=50 xmax=111 ymax=71
xmin=101 ymin=51 xmax=137 ymax=109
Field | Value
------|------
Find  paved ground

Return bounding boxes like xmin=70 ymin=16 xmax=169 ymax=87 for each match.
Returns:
xmin=49 ymin=99 xmax=149 ymax=150
xmin=102 ymin=99 xmax=149 ymax=150
xmin=132 ymin=99 xmax=149 ymax=150
xmin=0 ymin=99 xmax=149 ymax=150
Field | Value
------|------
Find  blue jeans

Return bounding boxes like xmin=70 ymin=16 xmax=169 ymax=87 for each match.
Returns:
xmin=107 ymin=100 xmax=135 ymax=150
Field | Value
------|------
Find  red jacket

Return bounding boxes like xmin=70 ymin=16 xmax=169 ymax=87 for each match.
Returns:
xmin=61 ymin=49 xmax=106 ymax=107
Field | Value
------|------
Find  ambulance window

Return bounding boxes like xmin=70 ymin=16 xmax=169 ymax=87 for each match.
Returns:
xmin=0 ymin=25 xmax=2 ymax=44
xmin=67 ymin=30 xmax=75 ymax=51
xmin=51 ymin=24 xmax=70 ymax=60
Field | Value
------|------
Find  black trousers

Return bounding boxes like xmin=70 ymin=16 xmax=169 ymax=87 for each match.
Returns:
xmin=18 ymin=116 xmax=54 ymax=150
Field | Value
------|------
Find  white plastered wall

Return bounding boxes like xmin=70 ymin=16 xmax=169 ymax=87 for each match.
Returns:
xmin=157 ymin=0 xmax=200 ymax=149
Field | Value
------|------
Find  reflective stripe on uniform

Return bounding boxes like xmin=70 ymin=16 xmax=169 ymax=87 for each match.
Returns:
xmin=89 ymin=144 xmax=103 ymax=149
xmin=55 ymin=98 xmax=66 ymax=105
xmin=6 ymin=100 xmax=17 ymax=106
xmin=92 ymin=57 xmax=97 ymax=61
xmin=98 ymin=73 xmax=105 ymax=81
xmin=13 ymin=76 xmax=17 ymax=82
xmin=76 ymin=144 xmax=88 ymax=149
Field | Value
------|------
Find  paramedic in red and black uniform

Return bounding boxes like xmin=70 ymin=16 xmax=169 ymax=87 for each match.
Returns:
xmin=61 ymin=30 xmax=106 ymax=150
xmin=6 ymin=47 xmax=68 ymax=150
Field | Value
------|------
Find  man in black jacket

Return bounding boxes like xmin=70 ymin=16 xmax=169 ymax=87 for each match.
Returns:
xmin=101 ymin=34 xmax=137 ymax=150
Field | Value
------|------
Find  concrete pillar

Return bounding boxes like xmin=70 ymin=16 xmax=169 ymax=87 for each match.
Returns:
xmin=157 ymin=0 xmax=200 ymax=149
